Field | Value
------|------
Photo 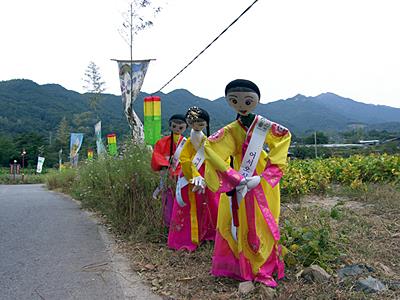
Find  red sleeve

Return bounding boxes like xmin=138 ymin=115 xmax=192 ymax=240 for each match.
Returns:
xmin=151 ymin=136 xmax=172 ymax=171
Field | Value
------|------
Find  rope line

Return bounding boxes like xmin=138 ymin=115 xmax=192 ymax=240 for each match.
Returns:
xmin=156 ymin=0 xmax=259 ymax=93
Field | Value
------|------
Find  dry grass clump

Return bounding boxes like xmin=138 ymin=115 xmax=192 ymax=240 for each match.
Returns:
xmin=118 ymin=184 xmax=400 ymax=299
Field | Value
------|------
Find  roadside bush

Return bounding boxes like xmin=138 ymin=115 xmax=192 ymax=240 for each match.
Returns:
xmin=46 ymin=168 xmax=77 ymax=192
xmin=281 ymin=210 xmax=342 ymax=273
xmin=0 ymin=167 xmax=49 ymax=184
xmin=46 ymin=143 xmax=162 ymax=241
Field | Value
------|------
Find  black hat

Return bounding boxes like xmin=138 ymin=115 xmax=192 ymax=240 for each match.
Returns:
xmin=225 ymin=79 xmax=260 ymax=99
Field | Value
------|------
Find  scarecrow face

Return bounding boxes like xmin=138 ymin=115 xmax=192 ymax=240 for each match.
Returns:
xmin=187 ymin=118 xmax=207 ymax=132
xmin=169 ymin=120 xmax=187 ymax=135
xmin=226 ymin=91 xmax=259 ymax=116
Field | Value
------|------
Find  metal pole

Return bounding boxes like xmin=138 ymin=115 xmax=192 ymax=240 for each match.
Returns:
xmin=314 ymin=131 xmax=318 ymax=158
xmin=13 ymin=160 xmax=17 ymax=182
xmin=22 ymin=153 xmax=25 ymax=182
xmin=59 ymin=149 xmax=63 ymax=172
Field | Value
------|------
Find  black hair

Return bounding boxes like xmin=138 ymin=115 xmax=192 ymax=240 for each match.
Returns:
xmin=169 ymin=114 xmax=187 ymax=124
xmin=185 ymin=106 xmax=210 ymax=137
xmin=225 ymin=79 xmax=261 ymax=99
xmin=168 ymin=114 xmax=187 ymax=161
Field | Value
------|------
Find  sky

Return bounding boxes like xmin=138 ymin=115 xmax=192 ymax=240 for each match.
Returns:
xmin=1 ymin=0 xmax=400 ymax=108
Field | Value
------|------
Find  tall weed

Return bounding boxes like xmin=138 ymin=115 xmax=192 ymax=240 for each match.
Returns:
xmin=46 ymin=144 xmax=163 ymax=241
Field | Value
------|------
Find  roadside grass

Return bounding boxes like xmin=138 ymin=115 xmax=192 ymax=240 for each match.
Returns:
xmin=0 ymin=167 xmax=52 ymax=184
xmin=46 ymin=167 xmax=78 ymax=193
xmin=276 ymin=184 xmax=400 ymax=299
xmin=46 ymin=144 xmax=164 ymax=241
xmin=45 ymin=151 xmax=400 ymax=299
xmin=118 ymin=184 xmax=400 ymax=300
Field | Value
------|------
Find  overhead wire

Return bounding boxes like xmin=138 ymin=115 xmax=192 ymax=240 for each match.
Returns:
xmin=155 ymin=0 xmax=259 ymax=93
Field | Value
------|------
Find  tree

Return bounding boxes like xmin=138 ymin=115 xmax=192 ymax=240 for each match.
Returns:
xmin=117 ymin=1 xmax=162 ymax=142
xmin=83 ymin=61 xmax=106 ymax=119
xmin=55 ymin=117 xmax=71 ymax=151
xmin=340 ymin=128 xmax=365 ymax=143
xmin=0 ymin=134 xmax=17 ymax=166
xmin=304 ymin=131 xmax=329 ymax=145
xmin=14 ymin=133 xmax=46 ymax=168
xmin=118 ymin=1 xmax=162 ymax=48
xmin=72 ymin=112 xmax=94 ymax=135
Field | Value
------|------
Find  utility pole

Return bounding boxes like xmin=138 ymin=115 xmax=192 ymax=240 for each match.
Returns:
xmin=13 ymin=159 xmax=17 ymax=182
xmin=21 ymin=149 xmax=26 ymax=182
xmin=314 ymin=131 xmax=318 ymax=158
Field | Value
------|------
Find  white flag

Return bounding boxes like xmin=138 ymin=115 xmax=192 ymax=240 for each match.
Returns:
xmin=36 ymin=156 xmax=45 ymax=173
xmin=115 ymin=60 xmax=151 ymax=142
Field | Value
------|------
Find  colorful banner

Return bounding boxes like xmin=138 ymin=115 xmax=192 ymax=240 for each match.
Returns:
xmin=87 ymin=148 xmax=94 ymax=160
xmin=115 ymin=59 xmax=152 ymax=142
xmin=36 ymin=156 xmax=45 ymax=173
xmin=94 ymin=121 xmax=106 ymax=156
xmin=107 ymin=133 xmax=118 ymax=156
xmin=70 ymin=133 xmax=84 ymax=167
xmin=144 ymin=96 xmax=161 ymax=145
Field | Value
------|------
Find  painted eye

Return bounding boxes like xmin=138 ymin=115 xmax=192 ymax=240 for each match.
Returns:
xmin=231 ymin=99 xmax=238 ymax=104
xmin=179 ymin=126 xmax=184 ymax=130
xmin=172 ymin=125 xmax=176 ymax=128
xmin=245 ymin=100 xmax=252 ymax=105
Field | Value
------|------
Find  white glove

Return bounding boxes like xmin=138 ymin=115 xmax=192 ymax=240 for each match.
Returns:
xmin=237 ymin=178 xmax=247 ymax=187
xmin=236 ymin=178 xmax=248 ymax=201
xmin=190 ymin=176 xmax=206 ymax=194
xmin=246 ymin=176 xmax=261 ymax=191
xmin=236 ymin=178 xmax=247 ymax=193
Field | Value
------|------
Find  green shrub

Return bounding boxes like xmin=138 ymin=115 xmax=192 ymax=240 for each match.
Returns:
xmin=0 ymin=168 xmax=48 ymax=184
xmin=46 ymin=143 xmax=163 ymax=241
xmin=281 ymin=213 xmax=342 ymax=272
xmin=46 ymin=167 xmax=77 ymax=192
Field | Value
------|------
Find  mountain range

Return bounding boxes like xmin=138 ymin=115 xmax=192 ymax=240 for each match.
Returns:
xmin=0 ymin=79 xmax=399 ymax=137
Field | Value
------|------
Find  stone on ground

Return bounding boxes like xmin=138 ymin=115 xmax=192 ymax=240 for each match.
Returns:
xmin=238 ymin=281 xmax=255 ymax=294
xmin=302 ymin=265 xmax=331 ymax=283
xmin=356 ymin=276 xmax=387 ymax=293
